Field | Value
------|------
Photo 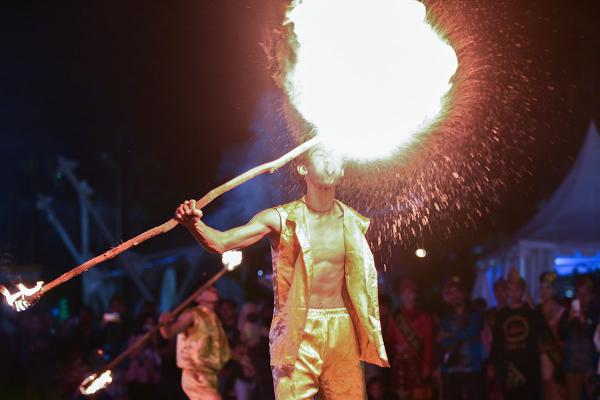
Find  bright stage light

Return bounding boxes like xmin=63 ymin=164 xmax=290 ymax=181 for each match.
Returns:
xmin=285 ymin=0 xmax=458 ymax=160
xmin=415 ymin=248 xmax=427 ymax=258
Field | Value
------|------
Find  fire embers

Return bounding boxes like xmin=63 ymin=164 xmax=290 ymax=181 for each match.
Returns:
xmin=0 ymin=281 xmax=43 ymax=311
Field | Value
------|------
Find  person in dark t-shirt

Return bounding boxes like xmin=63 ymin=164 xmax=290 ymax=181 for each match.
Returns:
xmin=490 ymin=275 xmax=540 ymax=399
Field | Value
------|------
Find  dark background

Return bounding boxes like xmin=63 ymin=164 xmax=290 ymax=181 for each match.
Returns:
xmin=1 ymin=0 xmax=599 ymax=303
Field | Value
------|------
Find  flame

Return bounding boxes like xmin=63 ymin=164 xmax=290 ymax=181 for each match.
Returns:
xmin=285 ymin=0 xmax=458 ymax=160
xmin=222 ymin=250 xmax=243 ymax=271
xmin=0 ymin=281 xmax=43 ymax=311
xmin=80 ymin=370 xmax=113 ymax=395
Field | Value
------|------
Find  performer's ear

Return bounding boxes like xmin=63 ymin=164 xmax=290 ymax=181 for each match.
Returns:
xmin=297 ymin=164 xmax=308 ymax=176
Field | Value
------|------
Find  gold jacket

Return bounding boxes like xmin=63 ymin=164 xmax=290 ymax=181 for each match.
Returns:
xmin=269 ymin=198 xmax=389 ymax=368
xmin=176 ymin=306 xmax=231 ymax=375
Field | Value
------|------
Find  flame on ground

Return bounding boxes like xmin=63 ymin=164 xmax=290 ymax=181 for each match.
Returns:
xmin=284 ymin=0 xmax=458 ymax=161
xmin=222 ymin=250 xmax=243 ymax=271
xmin=0 ymin=281 xmax=43 ymax=312
xmin=80 ymin=370 xmax=113 ymax=395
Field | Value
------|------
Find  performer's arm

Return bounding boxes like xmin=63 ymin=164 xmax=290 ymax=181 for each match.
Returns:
xmin=175 ymin=199 xmax=280 ymax=254
xmin=159 ymin=310 xmax=194 ymax=339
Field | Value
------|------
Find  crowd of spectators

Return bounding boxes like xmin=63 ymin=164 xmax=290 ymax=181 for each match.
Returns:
xmin=2 ymin=270 xmax=600 ymax=400
xmin=367 ymin=272 xmax=600 ymax=400
xmin=0 ymin=291 xmax=274 ymax=400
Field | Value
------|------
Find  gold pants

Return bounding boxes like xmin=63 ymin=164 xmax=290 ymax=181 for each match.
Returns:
xmin=273 ymin=308 xmax=366 ymax=400
xmin=181 ymin=369 xmax=221 ymax=400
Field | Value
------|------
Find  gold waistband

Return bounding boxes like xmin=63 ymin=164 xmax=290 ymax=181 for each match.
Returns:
xmin=306 ymin=307 xmax=349 ymax=318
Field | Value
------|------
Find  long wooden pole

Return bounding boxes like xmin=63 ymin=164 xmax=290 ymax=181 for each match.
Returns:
xmin=25 ymin=136 xmax=319 ymax=303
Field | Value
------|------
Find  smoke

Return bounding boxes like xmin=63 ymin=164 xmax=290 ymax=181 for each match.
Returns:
xmin=205 ymin=91 xmax=299 ymax=231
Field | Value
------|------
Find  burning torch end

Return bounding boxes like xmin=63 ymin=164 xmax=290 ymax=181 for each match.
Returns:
xmin=79 ymin=370 xmax=113 ymax=396
xmin=222 ymin=250 xmax=243 ymax=271
xmin=0 ymin=281 xmax=44 ymax=312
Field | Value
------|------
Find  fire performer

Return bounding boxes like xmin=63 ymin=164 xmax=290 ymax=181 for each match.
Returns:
xmin=159 ymin=286 xmax=230 ymax=400
xmin=175 ymin=145 xmax=389 ymax=399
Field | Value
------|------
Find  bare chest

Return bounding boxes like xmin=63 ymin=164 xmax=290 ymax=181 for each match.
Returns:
xmin=307 ymin=214 xmax=345 ymax=267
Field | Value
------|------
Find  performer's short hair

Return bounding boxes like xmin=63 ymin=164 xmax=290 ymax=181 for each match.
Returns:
xmin=296 ymin=145 xmax=320 ymax=168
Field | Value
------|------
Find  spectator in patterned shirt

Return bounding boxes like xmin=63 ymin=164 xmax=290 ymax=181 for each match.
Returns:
xmin=386 ymin=277 xmax=433 ymax=400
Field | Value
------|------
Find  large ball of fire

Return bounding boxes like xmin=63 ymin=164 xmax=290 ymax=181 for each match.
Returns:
xmin=284 ymin=0 xmax=458 ymax=160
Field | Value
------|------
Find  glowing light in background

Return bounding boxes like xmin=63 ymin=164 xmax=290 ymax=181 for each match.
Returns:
xmin=415 ymin=248 xmax=427 ymax=258
xmin=285 ymin=0 xmax=458 ymax=160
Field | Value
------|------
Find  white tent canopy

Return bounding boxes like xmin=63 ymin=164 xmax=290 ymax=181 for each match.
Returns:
xmin=473 ymin=121 xmax=600 ymax=304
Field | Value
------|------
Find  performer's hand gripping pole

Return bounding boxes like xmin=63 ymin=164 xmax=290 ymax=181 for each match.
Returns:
xmin=1 ymin=136 xmax=320 ymax=311
xmin=79 ymin=250 xmax=243 ymax=396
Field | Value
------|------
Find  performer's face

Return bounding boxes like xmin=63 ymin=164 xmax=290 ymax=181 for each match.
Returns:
xmin=196 ymin=288 xmax=219 ymax=310
xmin=300 ymin=147 xmax=344 ymax=188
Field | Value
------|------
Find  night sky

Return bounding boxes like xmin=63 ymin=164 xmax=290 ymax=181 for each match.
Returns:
xmin=1 ymin=1 xmax=599 ymax=300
